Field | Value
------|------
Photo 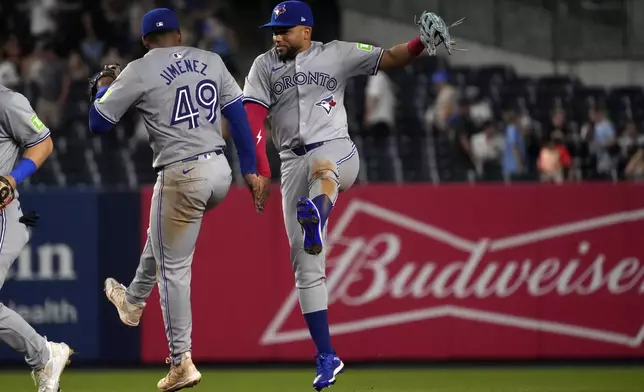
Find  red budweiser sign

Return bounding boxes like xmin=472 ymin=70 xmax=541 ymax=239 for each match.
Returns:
xmin=140 ymin=183 xmax=644 ymax=363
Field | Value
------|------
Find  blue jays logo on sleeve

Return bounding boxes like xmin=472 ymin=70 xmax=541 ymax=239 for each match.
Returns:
xmin=274 ymin=4 xmax=286 ymax=17
xmin=315 ymin=95 xmax=336 ymax=115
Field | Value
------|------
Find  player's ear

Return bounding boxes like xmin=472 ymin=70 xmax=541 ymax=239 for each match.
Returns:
xmin=141 ymin=36 xmax=149 ymax=50
xmin=177 ymin=30 xmax=182 ymax=44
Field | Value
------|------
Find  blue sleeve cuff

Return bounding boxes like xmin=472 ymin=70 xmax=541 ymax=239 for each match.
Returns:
xmin=221 ymin=99 xmax=257 ymax=175
xmin=89 ymin=86 xmax=114 ymax=134
xmin=10 ymin=158 xmax=37 ymax=184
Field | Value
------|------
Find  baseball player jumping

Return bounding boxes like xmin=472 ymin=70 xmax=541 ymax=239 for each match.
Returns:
xmin=88 ymin=8 xmax=265 ymax=392
xmin=0 ymin=85 xmax=73 ymax=392
xmin=244 ymin=1 xmax=462 ymax=390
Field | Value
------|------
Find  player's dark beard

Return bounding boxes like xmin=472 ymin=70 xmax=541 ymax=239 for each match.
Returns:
xmin=275 ymin=44 xmax=300 ymax=62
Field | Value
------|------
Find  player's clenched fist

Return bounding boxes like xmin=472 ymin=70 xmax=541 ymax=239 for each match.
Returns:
xmin=0 ymin=175 xmax=16 ymax=209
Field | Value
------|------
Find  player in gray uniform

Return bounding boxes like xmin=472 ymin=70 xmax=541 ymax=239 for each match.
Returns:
xmin=0 ymin=85 xmax=73 ymax=392
xmin=89 ymin=8 xmax=262 ymax=392
xmin=243 ymin=2 xmax=458 ymax=390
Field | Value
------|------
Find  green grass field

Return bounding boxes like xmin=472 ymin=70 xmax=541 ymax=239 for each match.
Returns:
xmin=2 ymin=367 xmax=644 ymax=392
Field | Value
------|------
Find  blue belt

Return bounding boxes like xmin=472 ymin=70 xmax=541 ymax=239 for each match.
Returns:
xmin=290 ymin=141 xmax=327 ymax=156
xmin=155 ymin=149 xmax=224 ymax=173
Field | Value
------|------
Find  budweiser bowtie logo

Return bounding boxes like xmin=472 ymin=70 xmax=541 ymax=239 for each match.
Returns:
xmin=261 ymin=199 xmax=644 ymax=348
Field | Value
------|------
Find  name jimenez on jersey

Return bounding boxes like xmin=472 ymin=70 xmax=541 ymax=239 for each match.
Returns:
xmin=160 ymin=57 xmax=209 ymax=86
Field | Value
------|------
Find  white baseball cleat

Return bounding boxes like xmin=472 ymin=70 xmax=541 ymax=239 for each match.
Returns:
xmin=104 ymin=277 xmax=145 ymax=327
xmin=31 ymin=341 xmax=73 ymax=392
xmin=157 ymin=352 xmax=202 ymax=392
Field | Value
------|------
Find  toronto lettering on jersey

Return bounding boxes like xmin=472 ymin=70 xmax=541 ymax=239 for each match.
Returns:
xmin=160 ymin=59 xmax=208 ymax=85
xmin=272 ymin=71 xmax=338 ymax=95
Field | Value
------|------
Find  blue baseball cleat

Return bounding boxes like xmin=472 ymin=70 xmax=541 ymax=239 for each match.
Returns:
xmin=313 ymin=353 xmax=344 ymax=391
xmin=297 ymin=196 xmax=324 ymax=255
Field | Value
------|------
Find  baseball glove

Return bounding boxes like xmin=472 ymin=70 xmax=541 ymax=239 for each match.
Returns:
xmin=87 ymin=63 xmax=122 ymax=104
xmin=0 ymin=176 xmax=15 ymax=209
xmin=415 ymin=11 xmax=466 ymax=56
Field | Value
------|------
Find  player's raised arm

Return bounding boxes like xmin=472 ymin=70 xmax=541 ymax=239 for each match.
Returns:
xmin=0 ymin=93 xmax=54 ymax=188
xmin=88 ymin=63 xmax=144 ymax=134
xmin=379 ymin=12 xmax=465 ymax=70
xmin=242 ymin=56 xmax=272 ymax=180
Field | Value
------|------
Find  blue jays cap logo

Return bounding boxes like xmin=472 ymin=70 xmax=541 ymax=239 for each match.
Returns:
xmin=316 ymin=95 xmax=337 ymax=114
xmin=274 ymin=4 xmax=286 ymax=17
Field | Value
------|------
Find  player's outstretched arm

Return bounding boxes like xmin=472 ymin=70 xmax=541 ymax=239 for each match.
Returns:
xmin=379 ymin=12 xmax=464 ymax=70
xmin=221 ymin=98 xmax=267 ymax=212
xmin=88 ymin=63 xmax=143 ymax=134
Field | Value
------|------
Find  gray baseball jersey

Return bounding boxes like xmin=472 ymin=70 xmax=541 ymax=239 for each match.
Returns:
xmin=94 ymin=46 xmax=243 ymax=169
xmin=0 ymin=84 xmax=50 ymax=369
xmin=0 ymin=85 xmax=51 ymax=176
xmin=243 ymin=40 xmax=384 ymax=151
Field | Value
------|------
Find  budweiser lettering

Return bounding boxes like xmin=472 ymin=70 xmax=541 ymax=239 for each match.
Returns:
xmin=328 ymin=235 xmax=644 ymax=304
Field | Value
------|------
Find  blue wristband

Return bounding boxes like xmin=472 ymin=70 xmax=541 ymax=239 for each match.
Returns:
xmin=10 ymin=158 xmax=37 ymax=184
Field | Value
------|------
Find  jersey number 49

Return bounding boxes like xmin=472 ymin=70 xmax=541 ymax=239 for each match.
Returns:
xmin=171 ymin=79 xmax=219 ymax=129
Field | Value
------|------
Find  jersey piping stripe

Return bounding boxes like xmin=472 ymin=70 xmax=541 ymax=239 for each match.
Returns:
xmin=94 ymin=102 xmax=117 ymax=124
xmin=221 ymin=94 xmax=243 ymax=110
xmin=372 ymin=48 xmax=385 ymax=76
xmin=23 ymin=130 xmax=51 ymax=149
xmin=336 ymin=144 xmax=357 ymax=166
xmin=157 ymin=170 xmax=176 ymax=356
xmin=242 ymin=96 xmax=270 ymax=109
xmin=0 ymin=210 xmax=5 ymax=261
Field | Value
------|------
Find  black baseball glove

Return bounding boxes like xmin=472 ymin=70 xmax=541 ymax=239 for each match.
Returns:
xmin=415 ymin=11 xmax=466 ymax=56
xmin=19 ymin=210 xmax=40 ymax=228
xmin=87 ymin=63 xmax=122 ymax=104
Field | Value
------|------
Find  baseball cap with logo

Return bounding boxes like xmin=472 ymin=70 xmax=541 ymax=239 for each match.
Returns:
xmin=261 ymin=1 xmax=314 ymax=28
xmin=141 ymin=8 xmax=180 ymax=37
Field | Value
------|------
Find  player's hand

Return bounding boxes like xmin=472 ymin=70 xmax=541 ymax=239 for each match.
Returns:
xmin=254 ymin=175 xmax=272 ymax=213
xmin=243 ymin=173 xmax=260 ymax=209
xmin=0 ymin=175 xmax=16 ymax=210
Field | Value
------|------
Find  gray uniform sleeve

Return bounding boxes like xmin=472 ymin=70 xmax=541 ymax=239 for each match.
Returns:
xmin=242 ymin=56 xmax=271 ymax=109
xmin=2 ymin=93 xmax=51 ymax=148
xmin=94 ymin=63 xmax=145 ymax=123
xmin=215 ymin=55 xmax=243 ymax=110
xmin=337 ymin=41 xmax=385 ymax=78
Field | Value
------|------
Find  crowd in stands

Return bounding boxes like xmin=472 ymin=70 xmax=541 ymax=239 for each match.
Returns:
xmin=1 ymin=0 xmax=642 ymax=188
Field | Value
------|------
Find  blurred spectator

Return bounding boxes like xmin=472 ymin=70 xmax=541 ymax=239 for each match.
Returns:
xmin=80 ymin=10 xmax=105 ymax=69
xmin=424 ymin=71 xmax=458 ymax=132
xmin=0 ymin=55 xmax=21 ymax=91
xmin=625 ymin=145 xmax=644 ymax=181
xmin=582 ymin=106 xmax=617 ymax=178
xmin=618 ymin=121 xmax=643 ymax=160
xmin=363 ymin=68 xmax=395 ymax=147
xmin=464 ymin=86 xmax=493 ymax=128
xmin=502 ymin=106 xmax=527 ymax=180
xmin=520 ymin=114 xmax=541 ymax=175
xmin=198 ymin=9 xmax=239 ymax=77
xmin=538 ymin=131 xmax=572 ymax=184
xmin=471 ymin=120 xmax=504 ymax=181
xmin=31 ymin=42 xmax=70 ymax=131
xmin=101 ymin=47 xmax=125 ymax=67
xmin=446 ymin=98 xmax=477 ymax=181
xmin=29 ymin=0 xmax=59 ymax=42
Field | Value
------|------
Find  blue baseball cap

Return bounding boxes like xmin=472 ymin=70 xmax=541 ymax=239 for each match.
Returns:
xmin=141 ymin=8 xmax=180 ymax=37
xmin=261 ymin=1 xmax=314 ymax=28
